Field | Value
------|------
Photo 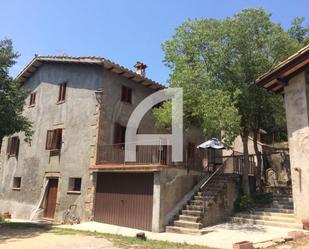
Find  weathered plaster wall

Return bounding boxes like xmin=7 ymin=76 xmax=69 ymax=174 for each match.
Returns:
xmin=154 ymin=168 xmax=202 ymax=232
xmin=202 ymin=176 xmax=238 ymax=226
xmin=284 ymin=71 xmax=309 ymax=222
xmin=0 ymin=63 xmax=102 ymax=221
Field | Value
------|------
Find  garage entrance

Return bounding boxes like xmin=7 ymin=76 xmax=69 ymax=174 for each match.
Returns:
xmin=94 ymin=172 xmax=154 ymax=231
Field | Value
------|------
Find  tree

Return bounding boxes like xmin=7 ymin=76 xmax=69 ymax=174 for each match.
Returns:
xmin=0 ymin=39 xmax=32 ymax=147
xmin=288 ymin=17 xmax=309 ymax=45
xmin=158 ymin=8 xmax=301 ymax=195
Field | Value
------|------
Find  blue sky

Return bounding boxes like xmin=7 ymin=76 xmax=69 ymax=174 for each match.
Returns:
xmin=1 ymin=0 xmax=308 ymax=85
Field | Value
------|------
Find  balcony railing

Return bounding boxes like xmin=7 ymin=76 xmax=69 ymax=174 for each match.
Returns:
xmin=233 ymin=154 xmax=256 ymax=176
xmin=97 ymin=142 xmax=257 ymax=175
xmin=97 ymin=142 xmax=208 ymax=171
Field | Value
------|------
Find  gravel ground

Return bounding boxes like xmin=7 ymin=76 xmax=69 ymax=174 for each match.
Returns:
xmin=0 ymin=225 xmax=120 ymax=249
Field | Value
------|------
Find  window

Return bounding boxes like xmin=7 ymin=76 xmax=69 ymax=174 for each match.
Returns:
xmin=58 ymin=82 xmax=67 ymax=102
xmin=7 ymin=136 xmax=20 ymax=157
xmin=187 ymin=142 xmax=195 ymax=159
xmin=121 ymin=85 xmax=132 ymax=103
xmin=29 ymin=92 xmax=36 ymax=106
xmin=114 ymin=123 xmax=126 ymax=145
xmin=46 ymin=129 xmax=62 ymax=151
xmin=68 ymin=177 xmax=82 ymax=192
xmin=13 ymin=177 xmax=21 ymax=189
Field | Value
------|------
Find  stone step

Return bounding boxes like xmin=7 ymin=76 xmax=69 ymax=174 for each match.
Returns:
xmin=234 ymin=213 xmax=296 ymax=223
xmin=182 ymin=209 xmax=203 ymax=217
xmin=193 ymin=195 xmax=214 ymax=201
xmin=230 ymin=217 xmax=303 ymax=229
xmin=255 ymin=207 xmax=294 ymax=214
xmin=178 ymin=215 xmax=201 ymax=222
xmin=190 ymin=200 xmax=204 ymax=205
xmin=273 ymin=197 xmax=293 ymax=201
xmin=186 ymin=204 xmax=204 ymax=211
xmin=174 ymin=220 xmax=203 ymax=229
xmin=166 ymin=226 xmax=208 ymax=235
xmin=272 ymin=200 xmax=293 ymax=205
xmin=270 ymin=204 xmax=294 ymax=209
xmin=252 ymin=211 xmax=295 ymax=218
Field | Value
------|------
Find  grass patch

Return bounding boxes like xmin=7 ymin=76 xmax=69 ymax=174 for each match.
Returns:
xmin=51 ymin=227 xmax=214 ymax=249
xmin=0 ymin=221 xmax=51 ymax=230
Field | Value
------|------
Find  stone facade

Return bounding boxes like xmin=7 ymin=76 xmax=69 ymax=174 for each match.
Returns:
xmin=0 ymin=58 xmax=206 ymax=232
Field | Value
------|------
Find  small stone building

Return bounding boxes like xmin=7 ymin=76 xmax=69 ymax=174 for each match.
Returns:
xmin=0 ymin=56 xmax=206 ymax=232
xmin=256 ymin=45 xmax=309 ymax=222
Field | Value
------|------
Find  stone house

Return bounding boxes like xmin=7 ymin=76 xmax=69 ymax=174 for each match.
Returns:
xmin=0 ymin=55 xmax=206 ymax=232
xmin=256 ymin=44 xmax=309 ymax=223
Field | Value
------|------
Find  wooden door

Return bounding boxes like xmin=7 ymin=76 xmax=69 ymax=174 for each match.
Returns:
xmin=44 ymin=178 xmax=58 ymax=218
xmin=94 ymin=173 xmax=153 ymax=231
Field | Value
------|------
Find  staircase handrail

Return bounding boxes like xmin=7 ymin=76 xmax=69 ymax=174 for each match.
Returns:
xmin=200 ymin=152 xmax=234 ymax=191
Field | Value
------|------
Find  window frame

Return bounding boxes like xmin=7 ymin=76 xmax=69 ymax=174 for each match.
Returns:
xmin=121 ymin=85 xmax=132 ymax=104
xmin=7 ymin=136 xmax=20 ymax=157
xmin=45 ymin=129 xmax=62 ymax=151
xmin=29 ymin=91 xmax=37 ymax=107
xmin=57 ymin=82 xmax=67 ymax=103
xmin=67 ymin=177 xmax=82 ymax=194
xmin=12 ymin=177 xmax=21 ymax=190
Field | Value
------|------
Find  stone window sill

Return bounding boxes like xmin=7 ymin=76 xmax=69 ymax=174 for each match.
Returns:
xmin=12 ymin=188 xmax=21 ymax=191
xmin=67 ymin=191 xmax=81 ymax=195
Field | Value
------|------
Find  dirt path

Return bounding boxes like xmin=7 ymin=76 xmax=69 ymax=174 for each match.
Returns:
xmin=0 ymin=226 xmax=120 ymax=249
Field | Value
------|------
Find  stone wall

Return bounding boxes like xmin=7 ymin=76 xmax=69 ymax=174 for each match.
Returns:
xmin=284 ymin=70 xmax=309 ymax=222
xmin=153 ymin=167 xmax=203 ymax=232
xmin=202 ymin=176 xmax=239 ymax=226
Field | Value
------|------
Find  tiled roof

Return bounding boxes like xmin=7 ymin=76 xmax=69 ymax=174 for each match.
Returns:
xmin=256 ymin=44 xmax=309 ymax=93
xmin=17 ymin=55 xmax=165 ymax=90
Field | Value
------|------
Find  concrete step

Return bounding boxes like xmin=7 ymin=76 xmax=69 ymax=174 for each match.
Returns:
xmin=182 ymin=209 xmax=203 ymax=217
xmin=270 ymin=204 xmax=294 ymax=209
xmin=174 ymin=220 xmax=203 ymax=229
xmin=234 ymin=213 xmax=296 ymax=223
xmin=178 ymin=215 xmax=201 ymax=222
xmin=255 ymin=207 xmax=294 ymax=214
xmin=166 ymin=226 xmax=208 ymax=235
xmin=190 ymin=200 xmax=204 ymax=205
xmin=252 ymin=211 xmax=295 ymax=218
xmin=230 ymin=217 xmax=303 ymax=229
xmin=273 ymin=197 xmax=293 ymax=202
xmin=272 ymin=200 xmax=293 ymax=205
xmin=186 ymin=204 xmax=204 ymax=211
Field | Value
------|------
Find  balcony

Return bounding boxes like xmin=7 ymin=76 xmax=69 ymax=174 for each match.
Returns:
xmin=93 ymin=143 xmax=257 ymax=175
xmin=94 ymin=143 xmax=208 ymax=171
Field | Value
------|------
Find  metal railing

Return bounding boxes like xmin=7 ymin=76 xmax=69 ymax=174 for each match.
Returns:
xmin=233 ymin=154 xmax=256 ymax=176
xmin=97 ymin=142 xmax=257 ymax=175
xmin=97 ymin=142 xmax=208 ymax=170
xmin=199 ymin=153 xmax=235 ymax=213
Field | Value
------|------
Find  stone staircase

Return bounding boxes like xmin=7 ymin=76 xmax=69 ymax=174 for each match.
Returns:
xmin=166 ymin=175 xmax=228 ymax=235
xmin=230 ymin=194 xmax=303 ymax=229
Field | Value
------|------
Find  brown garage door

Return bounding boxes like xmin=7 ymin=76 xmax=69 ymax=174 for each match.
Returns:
xmin=94 ymin=172 xmax=153 ymax=231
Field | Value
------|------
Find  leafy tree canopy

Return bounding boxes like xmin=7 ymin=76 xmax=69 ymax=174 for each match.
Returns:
xmin=154 ymin=8 xmax=302 ymax=146
xmin=0 ymin=39 xmax=32 ymax=143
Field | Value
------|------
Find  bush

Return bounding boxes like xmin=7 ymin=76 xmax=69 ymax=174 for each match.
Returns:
xmin=234 ymin=195 xmax=254 ymax=212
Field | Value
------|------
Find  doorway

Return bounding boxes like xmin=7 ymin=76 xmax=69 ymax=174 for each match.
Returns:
xmin=44 ymin=178 xmax=58 ymax=219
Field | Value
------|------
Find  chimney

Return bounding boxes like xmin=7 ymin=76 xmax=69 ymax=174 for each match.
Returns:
xmin=134 ymin=61 xmax=147 ymax=77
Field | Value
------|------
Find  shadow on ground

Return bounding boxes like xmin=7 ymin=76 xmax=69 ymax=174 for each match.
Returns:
xmin=0 ymin=222 xmax=52 ymax=245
